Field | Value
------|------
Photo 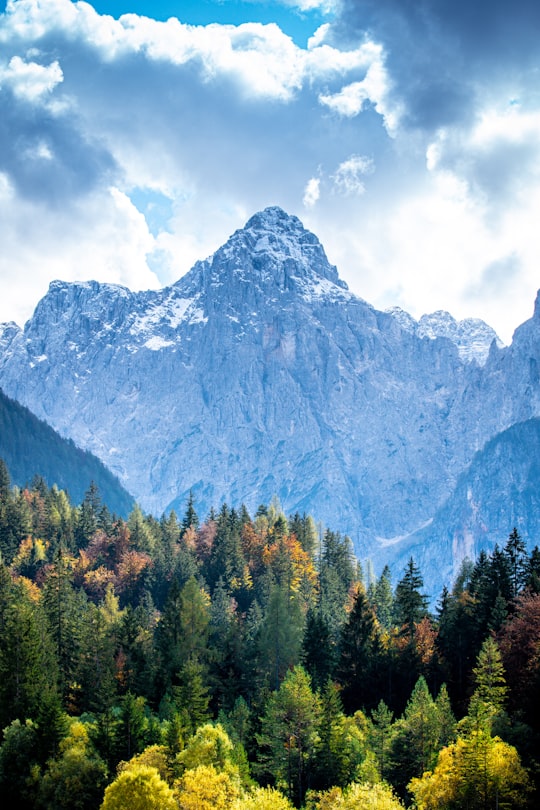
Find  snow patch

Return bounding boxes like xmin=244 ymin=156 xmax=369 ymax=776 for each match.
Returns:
xmin=144 ymin=336 xmax=174 ymax=351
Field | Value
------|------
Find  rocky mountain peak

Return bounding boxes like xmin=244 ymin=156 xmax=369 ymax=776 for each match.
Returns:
xmin=198 ymin=207 xmax=348 ymax=296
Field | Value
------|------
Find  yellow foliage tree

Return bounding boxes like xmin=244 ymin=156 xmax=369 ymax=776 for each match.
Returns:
xmin=118 ymin=744 xmax=171 ymax=785
xmin=174 ymin=763 xmax=240 ymax=810
xmin=232 ymin=785 xmax=294 ymax=810
xmin=100 ymin=764 xmax=177 ymax=810
xmin=409 ymin=732 xmax=531 ymax=809
xmin=176 ymin=723 xmax=234 ymax=773
xmin=308 ymin=781 xmax=405 ymax=810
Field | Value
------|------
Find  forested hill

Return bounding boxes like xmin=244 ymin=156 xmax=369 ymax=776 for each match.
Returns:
xmin=0 ymin=465 xmax=539 ymax=808
xmin=0 ymin=387 xmax=134 ymax=516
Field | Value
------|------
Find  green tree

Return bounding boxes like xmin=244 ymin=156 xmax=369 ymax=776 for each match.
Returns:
xmin=0 ymin=571 xmax=58 ymax=728
xmin=314 ymin=681 xmax=371 ymax=790
xmin=504 ymin=527 xmax=529 ymax=599
xmin=258 ymin=582 xmax=304 ymax=690
xmin=42 ymin=549 xmax=88 ymax=709
xmin=337 ymin=586 xmax=383 ymax=713
xmin=173 ymin=656 xmax=211 ymax=735
xmin=0 ymin=719 xmax=40 ymax=810
xmin=389 ymin=676 xmax=442 ymax=797
xmin=373 ymin=565 xmax=394 ymax=630
xmin=368 ymin=700 xmax=394 ymax=782
xmin=302 ymin=609 xmax=336 ymax=690
xmin=461 ymin=636 xmax=507 ymax=737
xmin=181 ymin=491 xmax=200 ymax=536
xmin=393 ymin=558 xmax=428 ymax=639
xmin=176 ymin=722 xmax=236 ymax=774
xmin=38 ymin=720 xmax=108 ymax=810
xmin=257 ymin=665 xmax=321 ymax=805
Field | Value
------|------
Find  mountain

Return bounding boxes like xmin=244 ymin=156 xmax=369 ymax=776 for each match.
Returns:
xmin=386 ymin=307 xmax=503 ymax=364
xmin=0 ymin=387 xmax=134 ymax=515
xmin=371 ymin=418 xmax=540 ymax=598
xmin=0 ymin=206 xmax=538 ymax=588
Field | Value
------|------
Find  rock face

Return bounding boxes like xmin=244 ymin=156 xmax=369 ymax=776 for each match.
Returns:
xmin=0 ymin=206 xmax=538 ymax=589
xmin=386 ymin=307 xmax=503 ymax=364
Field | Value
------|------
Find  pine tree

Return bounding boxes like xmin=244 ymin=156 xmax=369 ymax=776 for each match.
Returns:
xmin=389 ymin=676 xmax=441 ymax=795
xmin=302 ymin=609 xmax=336 ymax=690
xmin=173 ymin=656 xmax=211 ymax=735
xmin=463 ymin=636 xmax=507 ymax=736
xmin=504 ymin=527 xmax=528 ymax=599
xmin=368 ymin=700 xmax=394 ymax=781
xmin=258 ymin=582 xmax=304 ymax=690
xmin=337 ymin=585 xmax=383 ymax=713
xmin=393 ymin=557 xmax=429 ymax=639
xmin=257 ymin=666 xmax=321 ymax=805
xmin=374 ymin=565 xmax=394 ymax=630
xmin=181 ymin=491 xmax=199 ymax=536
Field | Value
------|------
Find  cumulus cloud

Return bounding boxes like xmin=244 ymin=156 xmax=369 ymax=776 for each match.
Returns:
xmin=0 ymin=54 xmax=63 ymax=101
xmin=333 ymin=0 xmax=540 ymax=133
xmin=0 ymin=0 xmax=539 ymax=344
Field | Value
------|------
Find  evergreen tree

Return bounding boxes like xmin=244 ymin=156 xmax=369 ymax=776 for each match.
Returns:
xmin=393 ymin=557 xmax=429 ymax=639
xmin=173 ymin=656 xmax=211 ymax=735
xmin=42 ymin=549 xmax=88 ymax=710
xmin=462 ymin=636 xmax=507 ymax=736
xmin=181 ymin=490 xmax=200 ymax=536
xmin=0 ymin=719 xmax=40 ymax=810
xmin=526 ymin=545 xmax=540 ymax=593
xmin=0 ymin=572 xmax=58 ymax=729
xmin=337 ymin=585 xmax=383 ymax=713
xmin=504 ymin=527 xmax=529 ymax=599
xmin=257 ymin=666 xmax=321 ymax=805
xmin=374 ymin=565 xmax=394 ymax=630
xmin=258 ymin=582 xmax=304 ymax=690
xmin=368 ymin=700 xmax=394 ymax=782
xmin=206 ymin=504 xmax=245 ymax=592
xmin=389 ymin=676 xmax=441 ymax=797
xmin=302 ymin=609 xmax=336 ymax=690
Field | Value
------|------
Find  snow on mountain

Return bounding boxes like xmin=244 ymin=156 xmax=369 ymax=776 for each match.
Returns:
xmin=0 ymin=206 xmax=538 ymax=590
xmin=386 ymin=306 xmax=503 ymax=364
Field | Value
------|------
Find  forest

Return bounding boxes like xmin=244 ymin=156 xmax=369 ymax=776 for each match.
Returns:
xmin=0 ymin=458 xmax=539 ymax=809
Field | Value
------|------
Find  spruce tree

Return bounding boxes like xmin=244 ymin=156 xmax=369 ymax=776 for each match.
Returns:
xmin=337 ymin=585 xmax=382 ymax=713
xmin=393 ymin=557 xmax=428 ymax=639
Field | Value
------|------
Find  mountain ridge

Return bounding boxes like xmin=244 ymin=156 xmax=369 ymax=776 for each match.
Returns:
xmin=0 ymin=207 xmax=537 ymax=588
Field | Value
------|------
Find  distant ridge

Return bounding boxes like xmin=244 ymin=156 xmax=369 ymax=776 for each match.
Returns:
xmin=0 ymin=387 xmax=134 ymax=516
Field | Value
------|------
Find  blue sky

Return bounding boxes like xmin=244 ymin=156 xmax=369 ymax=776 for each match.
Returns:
xmin=1 ymin=0 xmax=540 ymax=342
xmin=89 ymin=1 xmax=328 ymax=46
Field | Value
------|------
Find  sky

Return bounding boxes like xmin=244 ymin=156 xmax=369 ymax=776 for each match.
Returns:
xmin=1 ymin=0 xmax=540 ymax=343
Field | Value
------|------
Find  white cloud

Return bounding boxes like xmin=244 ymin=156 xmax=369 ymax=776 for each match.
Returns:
xmin=281 ymin=0 xmax=337 ymax=12
xmin=0 ymin=185 xmax=160 ymax=325
xmin=0 ymin=0 xmax=538 ymax=346
xmin=1 ymin=1 xmax=382 ymax=103
xmin=303 ymin=176 xmax=320 ymax=207
xmin=0 ymin=54 xmax=63 ymax=101
xmin=332 ymin=155 xmax=374 ymax=195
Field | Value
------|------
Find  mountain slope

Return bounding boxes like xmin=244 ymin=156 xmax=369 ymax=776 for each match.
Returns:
xmin=371 ymin=418 xmax=540 ymax=598
xmin=0 ymin=206 xmax=538 ymax=587
xmin=0 ymin=387 xmax=134 ymax=515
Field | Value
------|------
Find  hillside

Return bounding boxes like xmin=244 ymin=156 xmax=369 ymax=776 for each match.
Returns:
xmin=0 ymin=387 xmax=134 ymax=515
